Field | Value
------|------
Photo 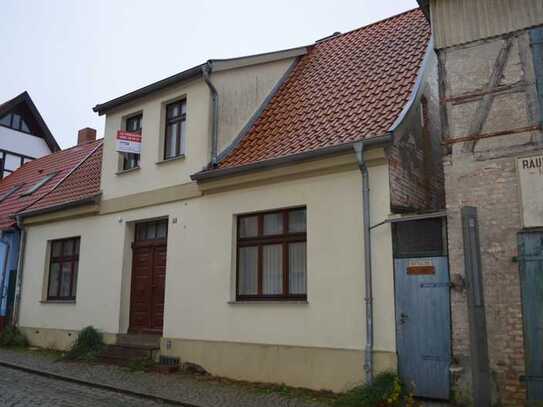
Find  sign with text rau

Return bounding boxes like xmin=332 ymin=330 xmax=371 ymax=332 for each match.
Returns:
xmin=518 ymin=154 xmax=543 ymax=227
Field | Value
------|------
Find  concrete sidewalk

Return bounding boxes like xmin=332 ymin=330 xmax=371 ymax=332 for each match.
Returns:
xmin=0 ymin=348 xmax=328 ymax=407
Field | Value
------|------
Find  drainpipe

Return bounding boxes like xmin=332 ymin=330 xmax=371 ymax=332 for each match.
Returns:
xmin=0 ymin=238 xmax=11 ymax=317
xmin=11 ymin=216 xmax=26 ymax=327
xmin=202 ymin=62 xmax=219 ymax=167
xmin=354 ymin=141 xmax=374 ymax=385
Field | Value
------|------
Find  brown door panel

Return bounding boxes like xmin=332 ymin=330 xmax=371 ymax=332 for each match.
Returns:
xmin=129 ymin=240 xmax=167 ymax=334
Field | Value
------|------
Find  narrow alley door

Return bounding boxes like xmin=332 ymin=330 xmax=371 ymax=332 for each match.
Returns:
xmin=393 ymin=216 xmax=451 ymax=400
xmin=518 ymin=231 xmax=543 ymax=401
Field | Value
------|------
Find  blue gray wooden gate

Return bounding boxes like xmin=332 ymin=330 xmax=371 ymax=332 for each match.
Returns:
xmin=518 ymin=231 xmax=543 ymax=401
xmin=394 ymin=256 xmax=451 ymax=399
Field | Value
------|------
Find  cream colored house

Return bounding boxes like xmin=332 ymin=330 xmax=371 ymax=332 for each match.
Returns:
xmin=13 ymin=9 xmax=448 ymax=393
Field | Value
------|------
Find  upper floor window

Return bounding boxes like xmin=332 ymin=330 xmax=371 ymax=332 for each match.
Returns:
xmin=47 ymin=237 xmax=80 ymax=301
xmin=122 ymin=114 xmax=142 ymax=171
xmin=0 ymin=113 xmax=31 ymax=133
xmin=0 ymin=150 xmax=33 ymax=179
xmin=164 ymin=100 xmax=186 ymax=160
xmin=237 ymin=207 xmax=307 ymax=301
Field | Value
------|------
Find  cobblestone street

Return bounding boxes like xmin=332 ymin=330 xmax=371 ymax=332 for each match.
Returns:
xmin=0 ymin=365 xmax=167 ymax=406
xmin=0 ymin=349 xmax=327 ymax=407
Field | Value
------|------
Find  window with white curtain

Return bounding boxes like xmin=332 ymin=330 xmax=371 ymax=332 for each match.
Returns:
xmin=237 ymin=207 xmax=307 ymax=300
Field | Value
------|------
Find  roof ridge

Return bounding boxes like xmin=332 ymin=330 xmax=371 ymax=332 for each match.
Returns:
xmin=16 ymin=140 xmax=103 ymax=217
xmin=19 ymin=139 xmax=102 ymax=171
xmin=315 ymin=7 xmax=421 ymax=45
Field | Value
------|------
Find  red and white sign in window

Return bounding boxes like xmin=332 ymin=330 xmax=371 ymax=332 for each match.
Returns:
xmin=116 ymin=130 xmax=142 ymax=154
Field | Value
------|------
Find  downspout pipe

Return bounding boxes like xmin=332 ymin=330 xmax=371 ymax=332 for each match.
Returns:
xmin=0 ymin=238 xmax=11 ymax=318
xmin=11 ymin=217 xmax=26 ymax=327
xmin=202 ymin=62 xmax=219 ymax=167
xmin=354 ymin=140 xmax=374 ymax=385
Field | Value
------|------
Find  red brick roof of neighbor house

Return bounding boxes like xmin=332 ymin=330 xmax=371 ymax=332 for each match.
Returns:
xmin=215 ymin=9 xmax=430 ymax=170
xmin=0 ymin=9 xmax=428 ymax=225
xmin=0 ymin=140 xmax=102 ymax=230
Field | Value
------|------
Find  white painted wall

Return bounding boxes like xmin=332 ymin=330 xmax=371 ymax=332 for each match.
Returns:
xmin=19 ymin=163 xmax=396 ymax=354
xmin=0 ymin=126 xmax=51 ymax=158
xmin=100 ymin=58 xmax=294 ymax=200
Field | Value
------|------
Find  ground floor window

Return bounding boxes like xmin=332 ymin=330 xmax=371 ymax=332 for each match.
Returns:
xmin=237 ymin=207 xmax=307 ymax=301
xmin=47 ymin=237 xmax=80 ymax=301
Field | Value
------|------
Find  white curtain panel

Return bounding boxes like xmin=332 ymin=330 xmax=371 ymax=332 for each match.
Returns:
xmin=238 ymin=246 xmax=258 ymax=295
xmin=289 ymin=242 xmax=307 ymax=294
xmin=263 ymin=244 xmax=283 ymax=294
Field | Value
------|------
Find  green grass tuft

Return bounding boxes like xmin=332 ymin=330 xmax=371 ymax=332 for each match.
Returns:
xmin=0 ymin=326 xmax=28 ymax=348
xmin=64 ymin=326 xmax=104 ymax=361
xmin=334 ymin=372 xmax=415 ymax=407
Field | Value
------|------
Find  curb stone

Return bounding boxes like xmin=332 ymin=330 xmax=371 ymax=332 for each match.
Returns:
xmin=0 ymin=360 xmax=199 ymax=406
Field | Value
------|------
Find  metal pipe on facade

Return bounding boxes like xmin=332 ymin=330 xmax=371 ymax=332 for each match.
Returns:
xmin=354 ymin=140 xmax=374 ymax=385
xmin=11 ymin=217 xmax=26 ymax=327
xmin=0 ymin=238 xmax=11 ymax=313
xmin=202 ymin=62 xmax=219 ymax=166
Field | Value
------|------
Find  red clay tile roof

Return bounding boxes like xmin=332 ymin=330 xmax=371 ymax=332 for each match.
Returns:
xmin=21 ymin=143 xmax=103 ymax=214
xmin=0 ymin=140 xmax=102 ymax=230
xmin=215 ymin=9 xmax=430 ymax=170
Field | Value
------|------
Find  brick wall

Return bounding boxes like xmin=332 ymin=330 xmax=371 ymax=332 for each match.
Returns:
xmin=388 ymin=49 xmax=445 ymax=213
xmin=440 ymin=29 xmax=543 ymax=405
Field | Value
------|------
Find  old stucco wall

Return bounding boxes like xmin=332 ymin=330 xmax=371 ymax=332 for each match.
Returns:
xmin=100 ymin=58 xmax=295 ymax=201
xmin=430 ymin=0 xmax=543 ymax=49
xmin=212 ymin=58 xmax=295 ymax=155
xmin=18 ymin=154 xmax=396 ymax=391
xmin=440 ymin=29 xmax=543 ymax=405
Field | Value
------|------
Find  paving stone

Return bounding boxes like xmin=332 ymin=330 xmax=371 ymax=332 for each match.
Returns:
xmin=0 ymin=349 xmax=327 ymax=407
xmin=0 ymin=366 xmax=164 ymax=406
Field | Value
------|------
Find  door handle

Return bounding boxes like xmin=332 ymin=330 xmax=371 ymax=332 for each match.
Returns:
xmin=400 ymin=313 xmax=409 ymax=325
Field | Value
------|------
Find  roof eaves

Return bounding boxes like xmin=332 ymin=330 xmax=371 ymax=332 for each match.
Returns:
xmin=93 ymin=65 xmax=204 ymax=115
xmin=388 ymin=38 xmax=434 ymax=133
xmin=93 ymin=45 xmax=309 ymax=116
xmin=209 ymin=45 xmax=308 ymax=72
xmin=16 ymin=193 xmax=101 ymax=220
xmin=191 ymin=134 xmax=392 ymax=182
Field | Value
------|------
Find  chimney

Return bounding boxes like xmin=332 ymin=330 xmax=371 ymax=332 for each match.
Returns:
xmin=77 ymin=127 xmax=96 ymax=145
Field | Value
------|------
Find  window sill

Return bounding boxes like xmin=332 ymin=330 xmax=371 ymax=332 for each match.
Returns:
xmin=156 ymin=155 xmax=185 ymax=165
xmin=116 ymin=167 xmax=140 ymax=175
xmin=40 ymin=300 xmax=76 ymax=304
xmin=228 ymin=300 xmax=309 ymax=305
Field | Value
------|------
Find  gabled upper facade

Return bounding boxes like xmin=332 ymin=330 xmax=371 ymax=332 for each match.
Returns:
xmin=202 ymin=9 xmax=430 ymax=174
xmin=93 ymin=9 xmax=438 ymax=213
xmin=0 ymin=92 xmax=60 ymax=179
xmin=94 ymin=48 xmax=307 ymax=201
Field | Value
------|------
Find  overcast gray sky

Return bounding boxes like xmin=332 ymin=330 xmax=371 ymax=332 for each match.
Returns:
xmin=1 ymin=0 xmax=418 ymax=148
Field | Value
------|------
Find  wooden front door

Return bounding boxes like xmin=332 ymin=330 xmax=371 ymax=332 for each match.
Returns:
xmin=129 ymin=220 xmax=168 ymax=334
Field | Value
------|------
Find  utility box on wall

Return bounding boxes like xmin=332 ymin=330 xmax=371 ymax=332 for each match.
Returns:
xmin=518 ymin=154 xmax=543 ymax=227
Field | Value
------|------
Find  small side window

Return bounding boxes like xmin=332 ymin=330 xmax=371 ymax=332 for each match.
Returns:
xmin=164 ymin=100 xmax=187 ymax=160
xmin=121 ymin=114 xmax=142 ymax=171
xmin=47 ymin=237 xmax=80 ymax=301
